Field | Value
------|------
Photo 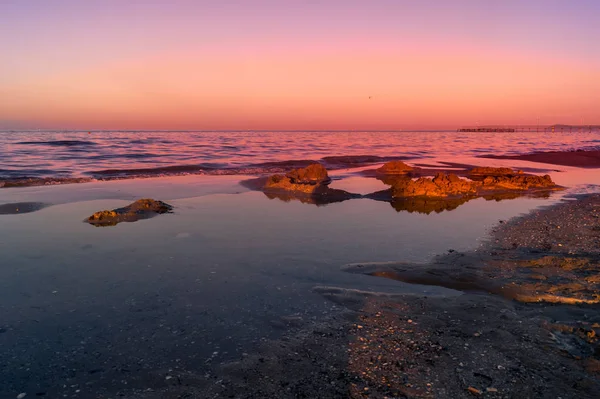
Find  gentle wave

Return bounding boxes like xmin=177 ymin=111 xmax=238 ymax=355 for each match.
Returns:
xmin=16 ymin=140 xmax=97 ymax=147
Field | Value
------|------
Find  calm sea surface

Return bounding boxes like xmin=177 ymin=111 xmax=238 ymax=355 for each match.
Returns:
xmin=1 ymin=130 xmax=599 ymax=184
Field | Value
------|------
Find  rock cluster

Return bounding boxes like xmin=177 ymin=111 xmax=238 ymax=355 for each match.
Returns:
xmin=372 ymin=161 xmax=560 ymax=200
xmin=87 ymin=198 xmax=173 ymax=226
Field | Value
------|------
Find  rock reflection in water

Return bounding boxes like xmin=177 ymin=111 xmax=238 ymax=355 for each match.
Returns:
xmin=389 ymin=196 xmax=473 ymax=214
xmin=263 ymin=187 xmax=359 ymax=206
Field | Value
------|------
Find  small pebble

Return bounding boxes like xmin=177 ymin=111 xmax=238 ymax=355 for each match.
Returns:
xmin=17 ymin=394 xmax=26 ymax=399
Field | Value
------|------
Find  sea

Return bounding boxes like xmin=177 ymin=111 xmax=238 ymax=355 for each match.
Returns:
xmin=1 ymin=130 xmax=599 ymax=186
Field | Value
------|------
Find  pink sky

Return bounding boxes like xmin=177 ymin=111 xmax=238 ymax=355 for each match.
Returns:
xmin=1 ymin=1 xmax=599 ymax=130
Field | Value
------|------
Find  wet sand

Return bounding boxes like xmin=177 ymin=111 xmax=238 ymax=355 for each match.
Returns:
xmin=156 ymin=194 xmax=600 ymax=399
xmin=480 ymin=149 xmax=600 ymax=168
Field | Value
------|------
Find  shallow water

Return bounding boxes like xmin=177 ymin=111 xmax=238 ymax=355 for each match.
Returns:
xmin=0 ymin=173 xmax=571 ymax=397
xmin=1 ymin=130 xmax=599 ymax=184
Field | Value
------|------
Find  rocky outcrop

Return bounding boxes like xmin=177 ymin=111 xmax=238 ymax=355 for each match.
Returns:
xmin=482 ymin=174 xmax=556 ymax=190
xmin=469 ymin=167 xmax=522 ymax=176
xmin=373 ymin=169 xmax=559 ymax=201
xmin=261 ymin=163 xmax=357 ymax=204
xmin=285 ymin=163 xmax=330 ymax=185
xmin=376 ymin=161 xmax=414 ymax=175
xmin=390 ymin=173 xmax=480 ymax=198
xmin=264 ymin=163 xmax=331 ymax=193
xmin=87 ymin=198 xmax=173 ymax=226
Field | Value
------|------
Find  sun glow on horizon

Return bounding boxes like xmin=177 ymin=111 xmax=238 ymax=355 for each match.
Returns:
xmin=1 ymin=1 xmax=599 ymax=130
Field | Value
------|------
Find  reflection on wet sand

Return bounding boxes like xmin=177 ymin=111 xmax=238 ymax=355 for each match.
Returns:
xmin=0 ymin=202 xmax=49 ymax=215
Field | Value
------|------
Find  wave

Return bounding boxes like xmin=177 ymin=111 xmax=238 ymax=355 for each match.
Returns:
xmin=0 ymin=155 xmax=411 ymax=188
xmin=321 ymin=155 xmax=412 ymax=166
xmin=0 ymin=177 xmax=94 ymax=188
xmin=16 ymin=140 xmax=97 ymax=147
xmin=86 ymin=163 xmax=223 ymax=178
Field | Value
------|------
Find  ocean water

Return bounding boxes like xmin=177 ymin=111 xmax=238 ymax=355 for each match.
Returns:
xmin=1 ymin=130 xmax=599 ymax=185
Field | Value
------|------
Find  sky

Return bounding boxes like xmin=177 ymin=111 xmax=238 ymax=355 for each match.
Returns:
xmin=1 ymin=0 xmax=599 ymax=130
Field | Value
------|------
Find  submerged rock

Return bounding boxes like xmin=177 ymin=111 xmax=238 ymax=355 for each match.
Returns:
xmin=390 ymin=173 xmax=480 ymax=198
xmin=375 ymin=161 xmax=414 ymax=175
xmin=86 ymin=198 xmax=173 ymax=226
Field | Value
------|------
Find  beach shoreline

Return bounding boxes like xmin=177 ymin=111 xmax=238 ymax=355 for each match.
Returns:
xmin=1 ymin=152 xmax=599 ymax=398
xmin=2 ymin=147 xmax=599 ymax=190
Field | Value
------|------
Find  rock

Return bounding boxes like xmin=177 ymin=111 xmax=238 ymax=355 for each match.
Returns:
xmin=17 ymin=394 xmax=26 ymax=399
xmin=86 ymin=199 xmax=173 ymax=227
xmin=376 ymin=161 xmax=414 ymax=175
xmin=264 ymin=164 xmax=331 ymax=194
xmin=469 ymin=167 xmax=522 ymax=176
xmin=285 ymin=163 xmax=330 ymax=185
xmin=390 ymin=173 xmax=480 ymax=198
xmin=262 ymin=164 xmax=357 ymax=204
xmin=482 ymin=174 xmax=557 ymax=190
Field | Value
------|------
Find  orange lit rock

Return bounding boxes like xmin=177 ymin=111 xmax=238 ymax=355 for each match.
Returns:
xmin=265 ymin=163 xmax=331 ymax=193
xmin=376 ymin=161 xmax=413 ymax=174
xmin=390 ymin=173 xmax=480 ymax=198
xmin=87 ymin=198 xmax=173 ymax=227
xmin=482 ymin=174 xmax=556 ymax=190
xmin=262 ymin=163 xmax=358 ymax=203
xmin=285 ymin=163 xmax=330 ymax=185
